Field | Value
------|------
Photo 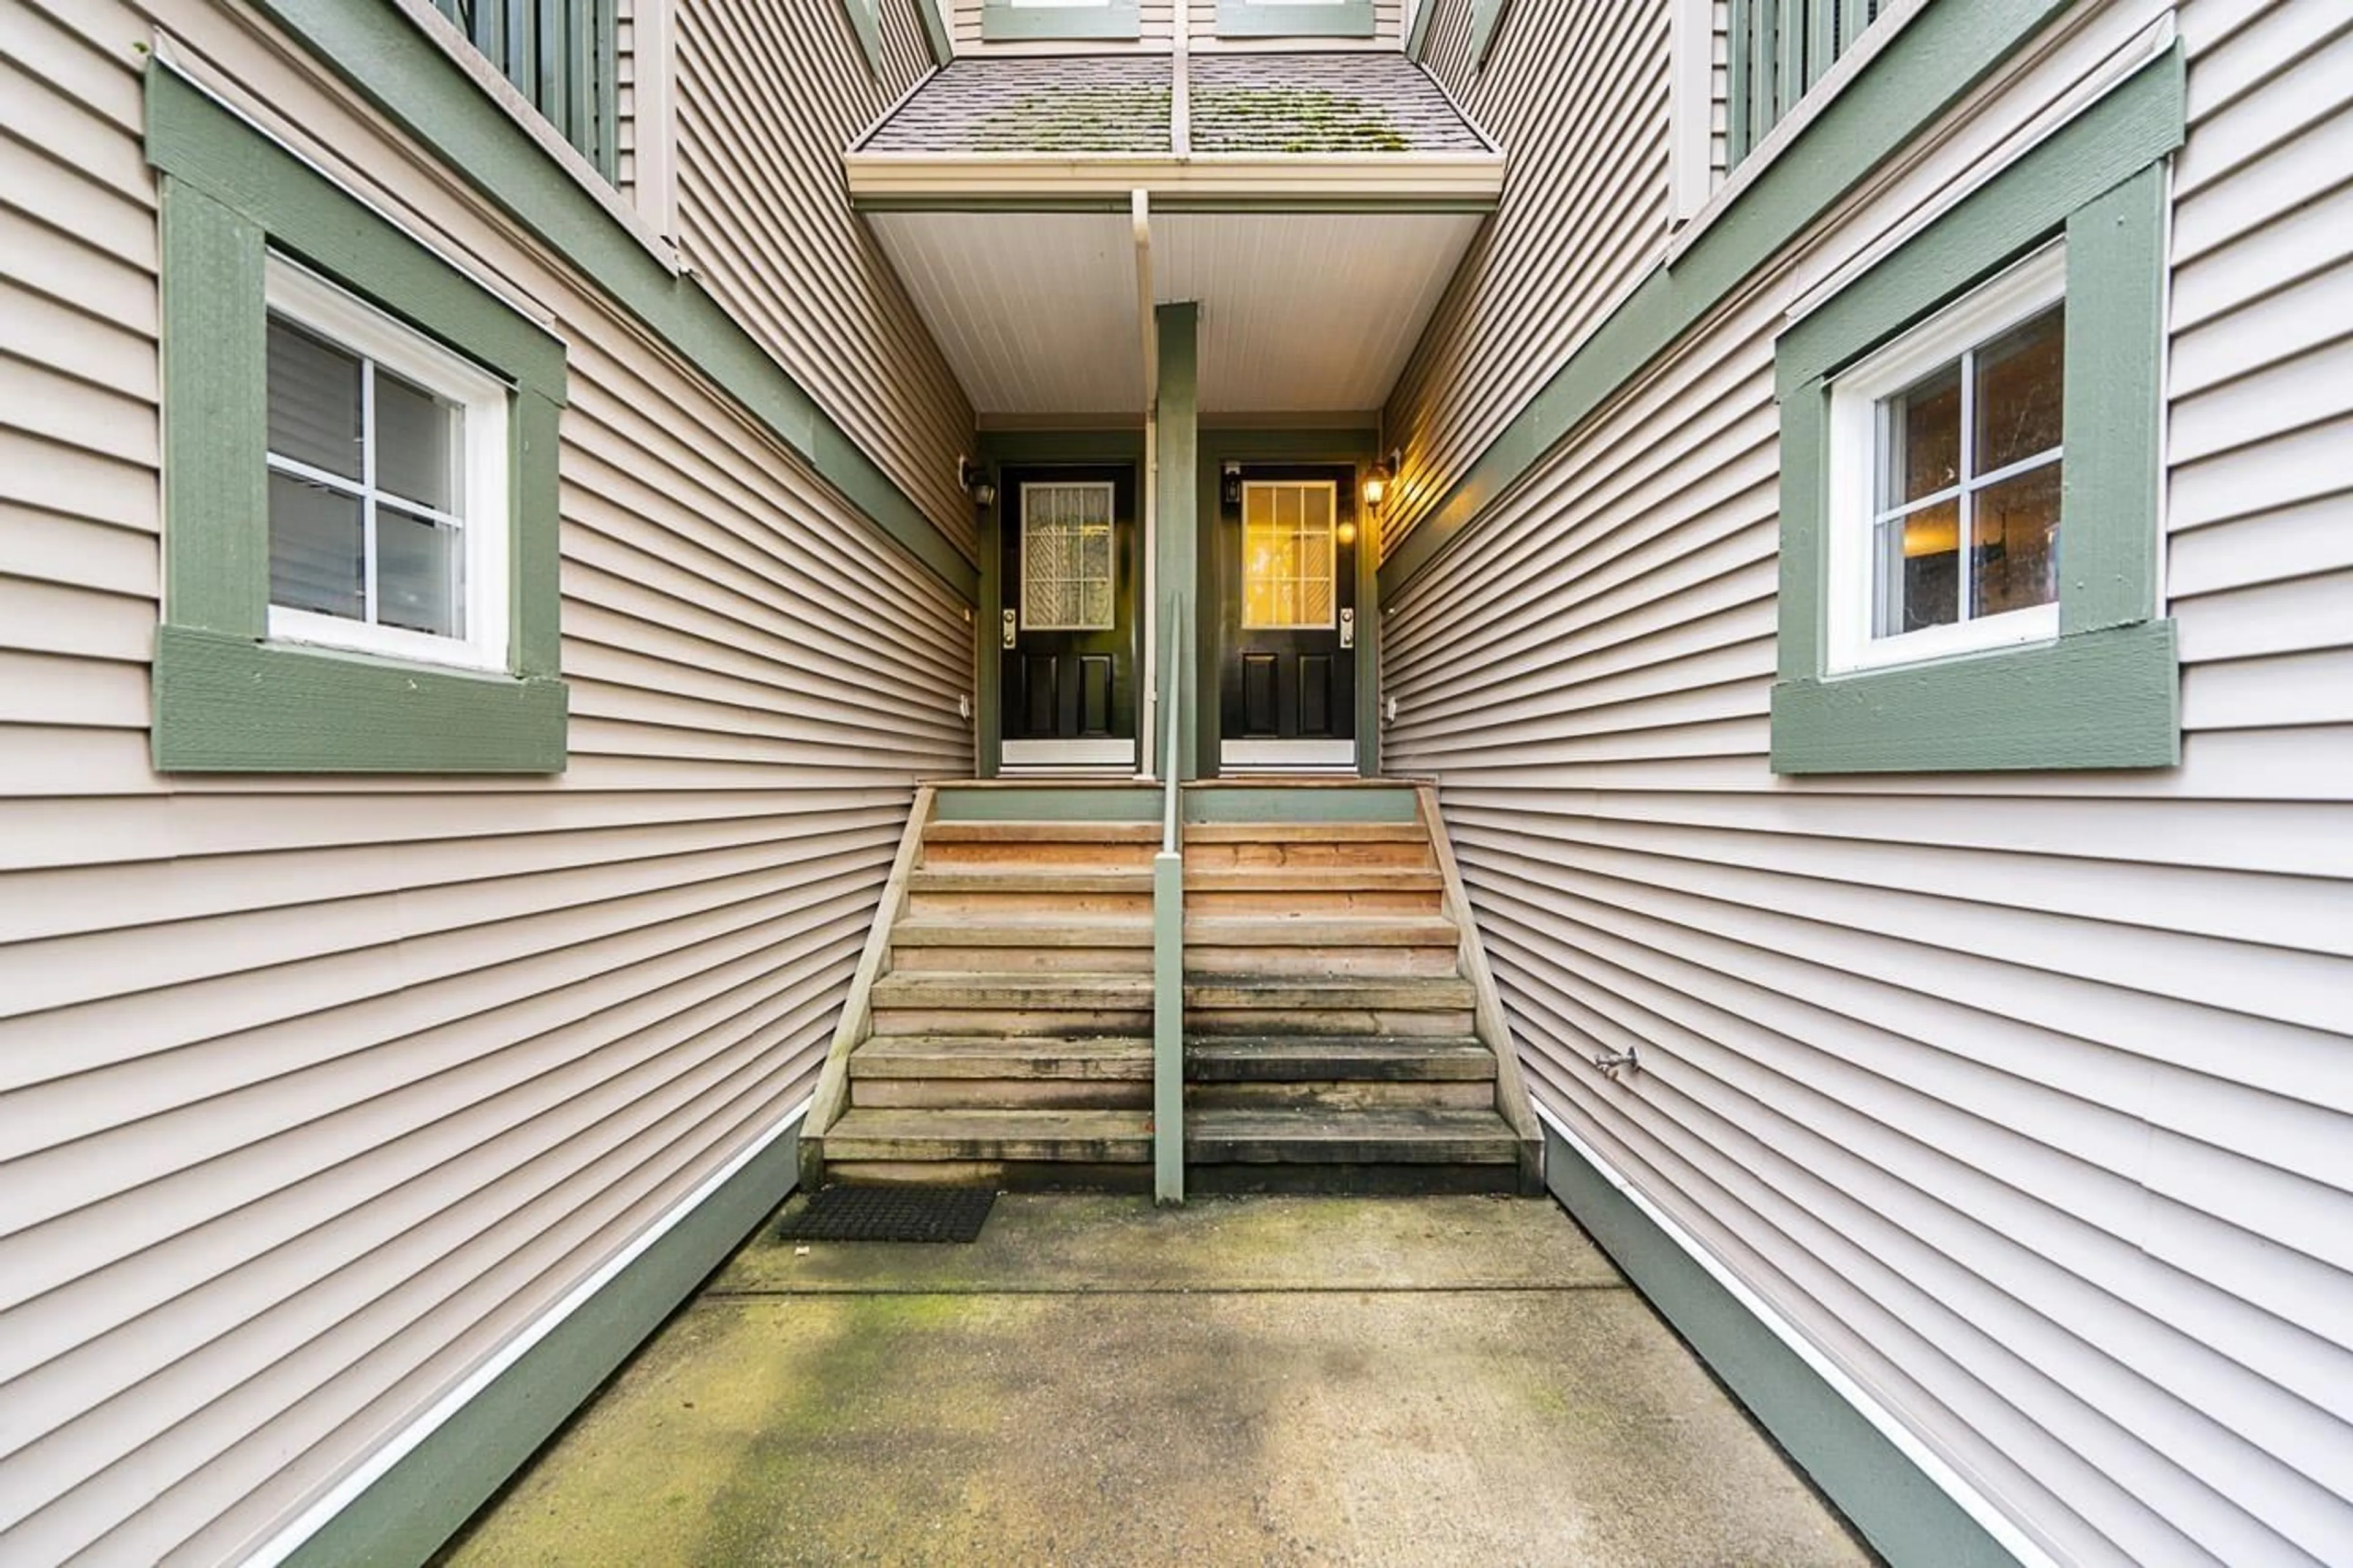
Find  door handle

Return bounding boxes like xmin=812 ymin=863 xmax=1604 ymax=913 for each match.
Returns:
xmin=1339 ymin=608 xmax=1355 ymax=650
xmin=1001 ymin=609 xmax=1018 ymax=649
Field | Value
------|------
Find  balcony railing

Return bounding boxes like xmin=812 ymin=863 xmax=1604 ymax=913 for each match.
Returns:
xmin=1727 ymin=0 xmax=1883 ymax=167
xmin=431 ymin=0 xmax=621 ymax=181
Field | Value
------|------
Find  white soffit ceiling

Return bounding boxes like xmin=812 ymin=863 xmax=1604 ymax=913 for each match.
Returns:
xmin=867 ymin=210 xmax=1145 ymax=415
xmin=866 ymin=209 xmax=1482 ymax=417
xmin=1158 ymin=211 xmax=1482 ymax=414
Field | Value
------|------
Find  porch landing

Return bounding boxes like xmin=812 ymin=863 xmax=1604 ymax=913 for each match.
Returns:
xmin=436 ymin=1195 xmax=1869 ymax=1566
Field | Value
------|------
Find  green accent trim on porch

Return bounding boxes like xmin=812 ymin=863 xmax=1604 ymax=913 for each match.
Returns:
xmin=238 ymin=0 xmax=977 ymax=600
xmin=1770 ymin=58 xmax=2181 ymax=774
xmin=1215 ymin=0 xmax=1376 ymax=40
xmin=980 ymin=0 xmax=1142 ymax=40
xmin=916 ymin=0 xmax=955 ymax=66
xmin=934 ymin=785 xmax=1162 ymax=820
xmin=1379 ymin=0 xmax=2123 ymax=599
xmin=1158 ymin=304 xmax=1203 ymax=781
xmin=147 ymin=67 xmax=570 ymax=774
xmin=1465 ymin=0 xmax=1509 ymax=69
xmin=1405 ymin=0 xmax=1436 ymax=60
xmin=1181 ymin=784 xmax=1418 ymax=824
xmin=1542 ymin=1123 xmax=2021 ymax=1568
xmin=840 ymin=0 xmax=885 ymax=75
xmin=979 ymin=429 xmax=1147 ymax=464
xmin=281 ymin=1121 xmax=803 ymax=1568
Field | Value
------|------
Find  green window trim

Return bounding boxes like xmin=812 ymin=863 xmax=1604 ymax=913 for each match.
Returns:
xmin=840 ymin=0 xmax=885 ymax=74
xmin=916 ymin=0 xmax=955 ymax=66
xmin=1768 ymin=48 xmax=2183 ymax=775
xmin=428 ymin=0 xmax=621 ymax=180
xmin=1466 ymin=0 xmax=1509 ymax=69
xmin=148 ymin=65 xmax=572 ymax=774
xmin=979 ymin=1 xmax=1142 ymax=42
xmin=1214 ymin=0 xmax=1377 ymax=40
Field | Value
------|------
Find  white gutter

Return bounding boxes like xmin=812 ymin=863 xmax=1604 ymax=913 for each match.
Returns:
xmin=1134 ymin=187 xmax=1160 ymax=780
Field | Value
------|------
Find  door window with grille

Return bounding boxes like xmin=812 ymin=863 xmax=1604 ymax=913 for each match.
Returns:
xmin=1241 ymin=481 xmax=1338 ymax=629
xmin=1020 ymin=482 xmax=1116 ymax=631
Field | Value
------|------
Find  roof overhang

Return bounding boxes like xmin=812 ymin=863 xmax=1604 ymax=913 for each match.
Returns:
xmin=844 ymin=152 xmax=1506 ymax=211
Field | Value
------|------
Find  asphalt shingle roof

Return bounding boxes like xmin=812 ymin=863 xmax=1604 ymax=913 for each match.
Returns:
xmin=1187 ymin=53 xmax=1488 ymax=154
xmin=855 ymin=52 xmax=1488 ymax=157
xmin=859 ymin=56 xmax=1173 ymax=154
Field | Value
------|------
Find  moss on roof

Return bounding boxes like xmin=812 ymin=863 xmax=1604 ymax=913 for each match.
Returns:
xmin=969 ymin=88 xmax=1173 ymax=153
xmin=1189 ymin=87 xmax=1411 ymax=153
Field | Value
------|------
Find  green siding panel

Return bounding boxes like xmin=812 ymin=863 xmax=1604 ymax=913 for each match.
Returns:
xmin=1157 ymin=304 xmax=1202 ymax=781
xmin=1542 ymin=1124 xmax=2021 ymax=1568
xmin=2059 ymin=165 xmax=2167 ymax=635
xmin=933 ymin=786 xmax=1162 ymax=820
xmin=1181 ymin=786 xmax=1419 ymax=824
xmin=1381 ymin=0 xmax=2106 ymax=599
xmin=281 ymin=1123 xmax=803 ymax=1568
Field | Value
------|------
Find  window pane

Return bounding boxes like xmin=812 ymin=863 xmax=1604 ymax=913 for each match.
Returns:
xmin=1878 ymin=362 xmax=1960 ymax=510
xmin=1020 ymin=483 xmax=1113 ymax=630
xmin=1971 ymin=460 xmax=2061 ymax=619
xmin=269 ymin=471 xmax=365 ymax=619
xmin=1974 ymin=303 xmax=2065 ymax=473
xmin=377 ymin=503 xmax=462 ymax=638
xmin=267 ymin=317 xmax=363 ymax=480
xmin=376 ymin=367 xmax=460 ymax=512
xmin=1873 ymin=498 xmax=1959 ymax=637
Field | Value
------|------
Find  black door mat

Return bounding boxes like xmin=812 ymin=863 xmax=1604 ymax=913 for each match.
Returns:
xmin=776 ymin=1186 xmax=996 ymax=1243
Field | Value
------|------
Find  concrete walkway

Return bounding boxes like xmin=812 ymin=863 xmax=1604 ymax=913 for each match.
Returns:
xmin=441 ymin=1195 xmax=1871 ymax=1567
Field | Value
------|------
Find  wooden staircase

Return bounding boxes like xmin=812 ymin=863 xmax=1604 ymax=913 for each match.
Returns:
xmin=804 ymin=786 xmax=1540 ymax=1194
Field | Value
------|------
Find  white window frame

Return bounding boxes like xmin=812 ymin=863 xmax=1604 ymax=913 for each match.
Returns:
xmin=1018 ymin=480 xmax=1117 ymax=632
xmin=1824 ymin=242 xmax=2063 ymax=675
xmin=263 ymin=254 xmax=512 ymax=674
xmin=1240 ymin=479 xmax=1339 ymax=632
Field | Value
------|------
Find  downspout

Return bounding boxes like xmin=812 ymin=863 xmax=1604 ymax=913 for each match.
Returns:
xmin=1134 ymin=186 xmax=1159 ymax=778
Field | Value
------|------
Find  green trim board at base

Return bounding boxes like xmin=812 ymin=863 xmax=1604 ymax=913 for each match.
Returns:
xmin=154 ymin=627 xmax=571 ymax=774
xmin=915 ymin=0 xmax=954 ymax=66
xmin=981 ymin=0 xmax=1142 ymax=40
xmin=1381 ymin=0 xmax=2099 ymax=598
xmin=279 ymin=1120 xmax=803 ymax=1568
xmin=1216 ymin=1 xmax=1376 ymax=40
xmin=240 ymin=0 xmax=977 ymax=600
xmin=839 ymin=0 xmax=885 ymax=75
xmin=1181 ymin=784 xmax=1418 ymax=824
xmin=933 ymin=785 xmax=1163 ymax=821
xmin=1540 ymin=1121 xmax=2023 ymax=1568
xmin=1770 ymin=59 xmax=2181 ymax=774
xmin=1770 ymin=620 xmax=2179 ymax=774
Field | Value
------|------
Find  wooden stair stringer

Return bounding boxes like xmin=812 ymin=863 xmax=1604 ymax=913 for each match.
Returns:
xmin=800 ymin=784 xmax=935 ymax=1185
xmin=1417 ymin=784 xmax=1545 ymax=1194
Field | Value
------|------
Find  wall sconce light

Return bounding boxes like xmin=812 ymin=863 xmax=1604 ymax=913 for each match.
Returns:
xmin=1222 ymin=461 xmax=1243 ymax=507
xmin=957 ymin=456 xmax=996 ymax=509
xmin=1362 ymin=447 xmax=1403 ymax=509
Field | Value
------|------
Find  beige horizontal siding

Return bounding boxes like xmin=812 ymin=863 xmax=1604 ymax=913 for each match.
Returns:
xmin=1383 ymin=0 xmax=1674 ymax=558
xmin=1382 ymin=1 xmax=2353 ymax=1564
xmin=674 ymin=0 xmax=977 ymax=553
xmin=0 ymin=1 xmax=971 ymax=1563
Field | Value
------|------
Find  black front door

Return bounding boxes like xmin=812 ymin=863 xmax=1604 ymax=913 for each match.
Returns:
xmin=999 ymin=464 xmax=1139 ymax=753
xmin=1218 ymin=465 xmax=1358 ymax=755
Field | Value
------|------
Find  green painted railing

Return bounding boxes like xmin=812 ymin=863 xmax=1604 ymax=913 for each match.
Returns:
xmin=430 ymin=0 xmax=621 ymax=180
xmin=1152 ymin=599 xmax=1188 ymax=1205
xmin=1727 ymin=0 xmax=1881 ymax=167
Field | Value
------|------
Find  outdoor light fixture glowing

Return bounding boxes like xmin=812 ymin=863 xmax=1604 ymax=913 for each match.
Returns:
xmin=1362 ymin=447 xmax=1404 ymax=509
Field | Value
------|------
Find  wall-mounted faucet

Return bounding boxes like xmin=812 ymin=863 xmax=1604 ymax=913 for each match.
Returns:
xmin=1594 ymin=1047 xmax=1639 ymax=1081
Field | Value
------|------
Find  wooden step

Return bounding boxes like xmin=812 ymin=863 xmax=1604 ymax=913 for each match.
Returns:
xmin=1186 ymin=1106 xmax=1521 ymax=1164
xmin=925 ymin=821 xmax=1163 ymax=843
xmin=1184 ymin=867 xmax=1442 ymax=892
xmin=893 ymin=918 xmax=1152 ymax=947
xmin=1181 ymin=916 xmax=1457 ymax=946
xmin=1188 ymin=1036 xmax=1496 ymax=1081
xmin=1186 ymin=1080 xmax=1494 ymax=1112
xmin=854 ymin=1036 xmax=1152 ymax=1080
xmin=824 ymin=1107 xmax=1151 ymax=1164
xmin=871 ymin=972 xmax=1154 ymax=1008
xmin=909 ymin=868 xmax=1156 ymax=893
xmin=1182 ymin=823 xmax=1428 ymax=843
xmin=1184 ymin=978 xmax=1476 ymax=1011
